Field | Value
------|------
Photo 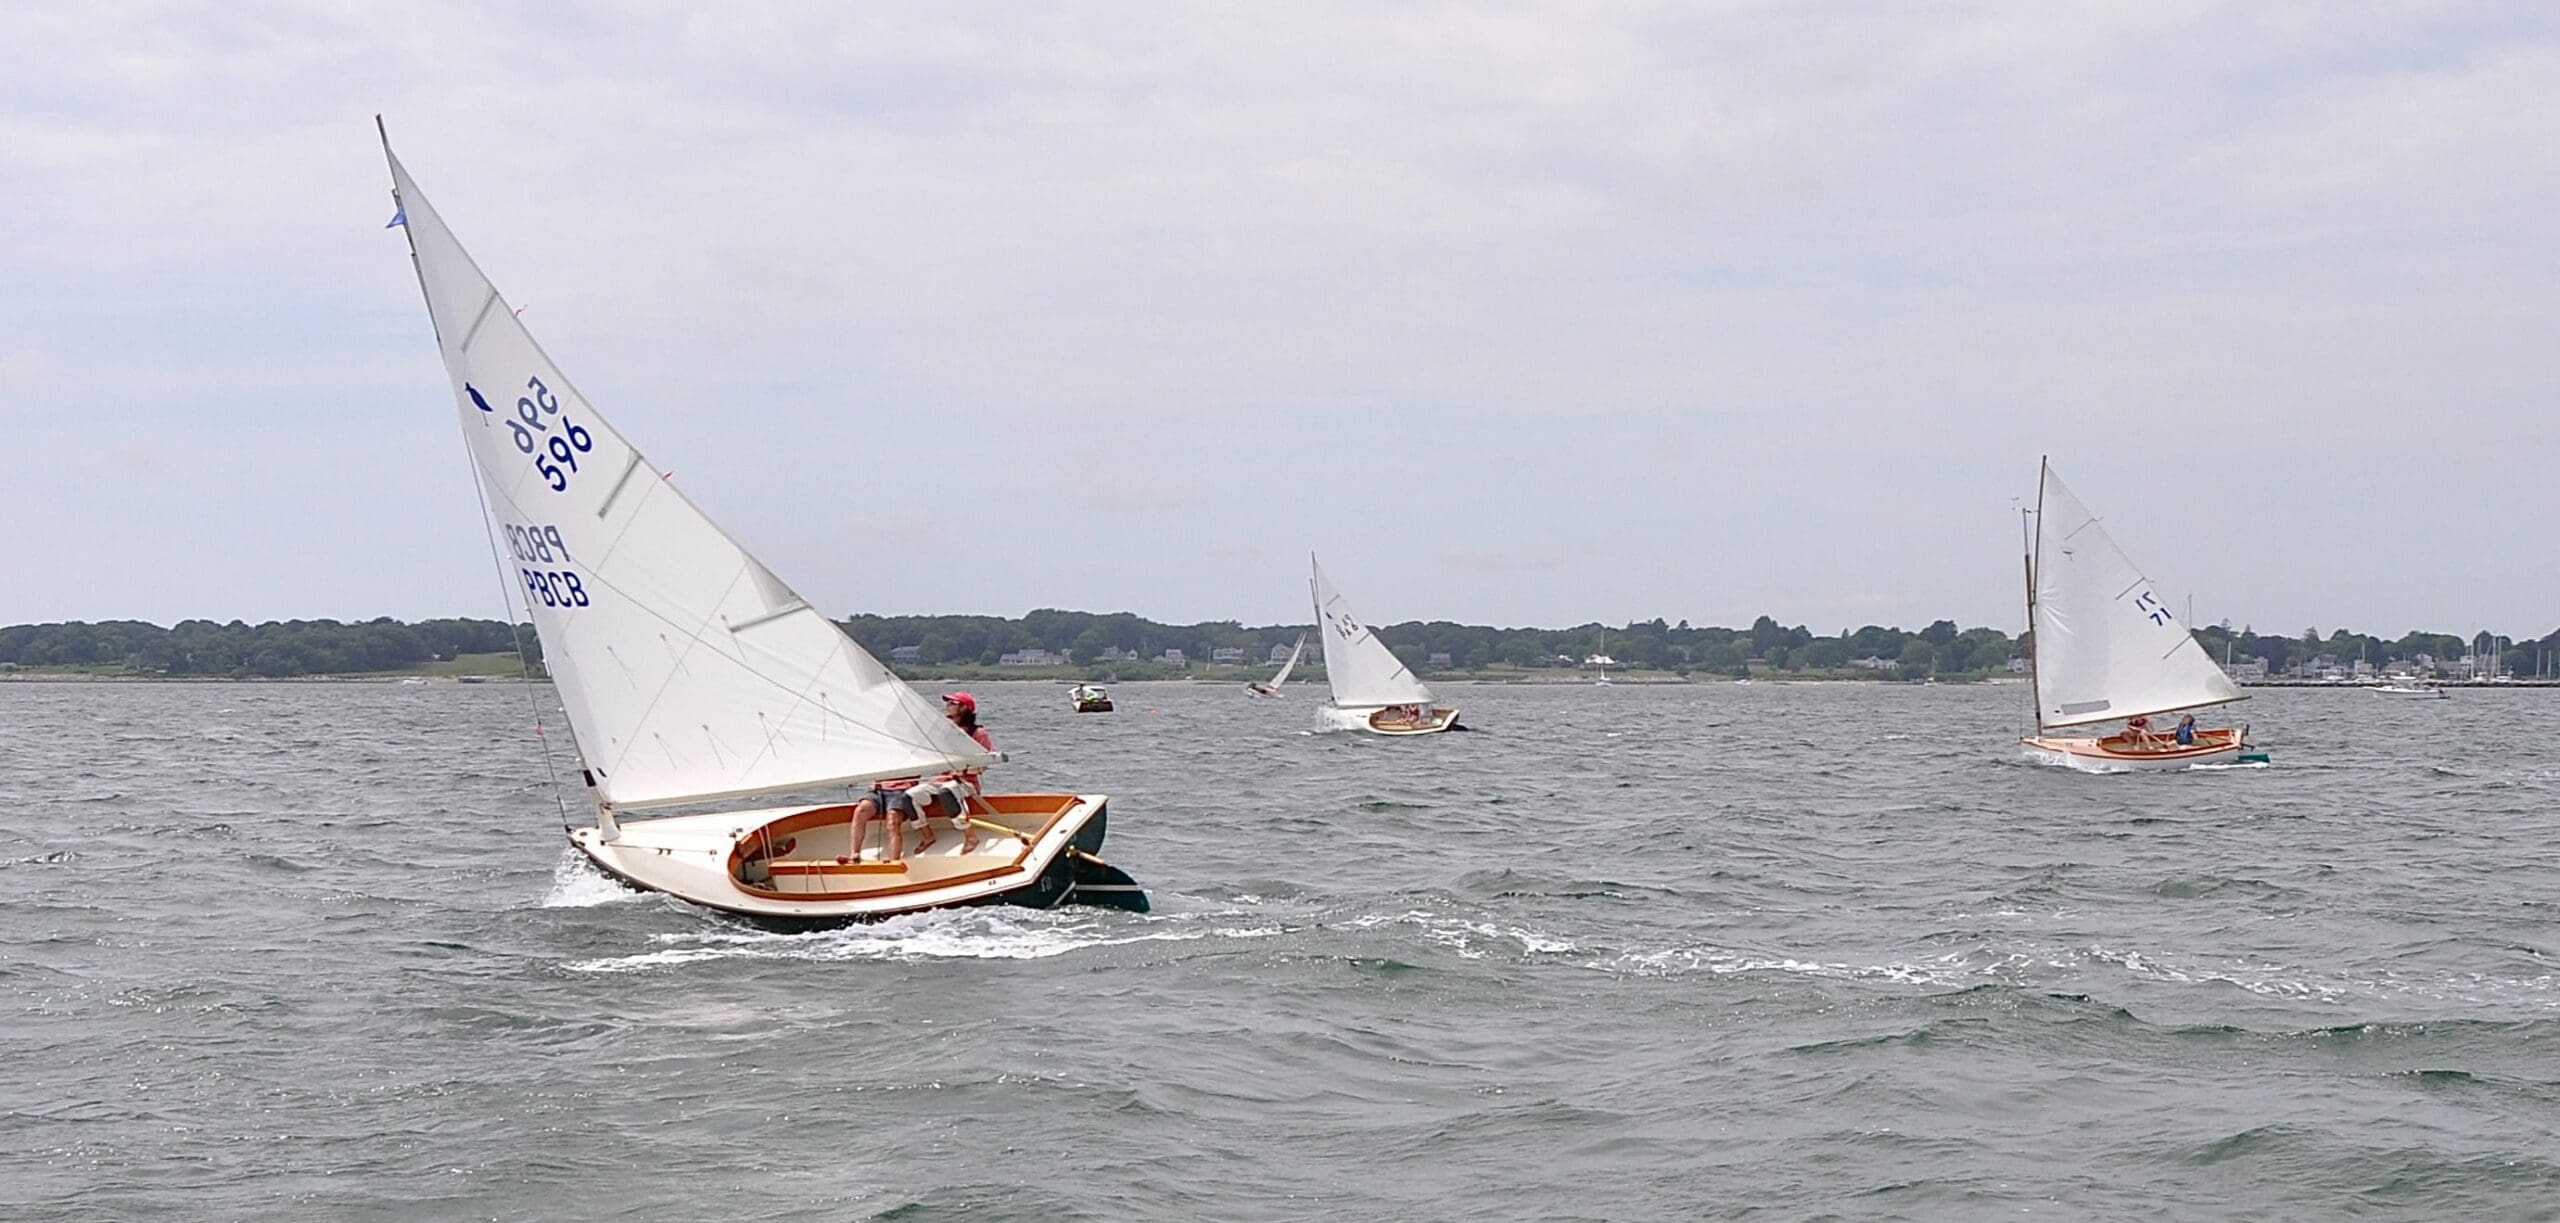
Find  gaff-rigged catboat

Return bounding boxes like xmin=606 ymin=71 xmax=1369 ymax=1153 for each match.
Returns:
xmin=2020 ymin=459 xmax=2251 ymax=772
xmin=1246 ymin=634 xmax=1305 ymax=697
xmin=382 ymin=126 xmax=1145 ymax=920
xmin=1311 ymin=556 xmax=1458 ymax=735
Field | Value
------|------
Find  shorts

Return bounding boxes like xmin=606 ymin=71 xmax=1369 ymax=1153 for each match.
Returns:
xmin=906 ymin=779 xmax=972 ymax=823
xmin=873 ymin=781 xmax=969 ymax=826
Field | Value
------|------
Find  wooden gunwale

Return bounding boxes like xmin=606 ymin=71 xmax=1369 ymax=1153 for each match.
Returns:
xmin=726 ymin=793 xmax=1085 ymax=901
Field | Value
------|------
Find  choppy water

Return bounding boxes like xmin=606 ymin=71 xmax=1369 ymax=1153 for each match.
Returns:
xmin=6 ymin=679 xmax=2560 ymax=1219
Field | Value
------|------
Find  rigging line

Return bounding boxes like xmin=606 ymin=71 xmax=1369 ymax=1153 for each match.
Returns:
xmin=463 ymin=451 xmax=577 ymax=834
xmin=385 ymin=163 xmax=575 ymax=833
xmin=476 ymin=471 xmax=976 ymax=767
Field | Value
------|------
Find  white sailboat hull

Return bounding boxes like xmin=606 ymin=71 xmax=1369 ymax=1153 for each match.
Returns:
xmin=567 ymin=792 xmax=1142 ymax=922
xmin=2020 ymin=730 xmax=2242 ymax=773
xmin=1339 ymin=705 xmax=1461 ymax=736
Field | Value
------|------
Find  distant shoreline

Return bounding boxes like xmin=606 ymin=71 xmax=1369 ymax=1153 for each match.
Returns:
xmin=13 ymin=669 xmax=2554 ymax=691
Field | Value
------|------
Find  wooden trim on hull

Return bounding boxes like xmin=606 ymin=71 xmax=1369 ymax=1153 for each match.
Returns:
xmin=1362 ymin=706 xmax=1459 ymax=736
xmin=566 ymin=791 xmax=1139 ymax=923
xmin=2022 ymin=729 xmax=2241 ymax=771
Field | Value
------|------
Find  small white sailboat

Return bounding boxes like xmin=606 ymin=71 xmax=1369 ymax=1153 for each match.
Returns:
xmin=1246 ymin=634 xmax=1305 ymax=697
xmin=2021 ymin=459 xmax=2252 ymax=772
xmin=1311 ymin=556 xmax=1458 ymax=735
xmin=382 ymin=126 xmax=1143 ymax=920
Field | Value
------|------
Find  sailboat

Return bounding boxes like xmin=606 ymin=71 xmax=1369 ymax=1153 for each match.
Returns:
xmin=382 ymin=126 xmax=1145 ymax=919
xmin=2021 ymin=459 xmax=2251 ymax=771
xmin=1310 ymin=556 xmax=1458 ymax=735
xmin=1246 ymin=634 xmax=1305 ymax=697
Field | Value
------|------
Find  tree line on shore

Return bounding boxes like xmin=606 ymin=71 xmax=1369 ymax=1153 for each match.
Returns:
xmin=4 ymin=610 xmax=2548 ymax=680
xmin=0 ymin=618 xmax=536 ymax=678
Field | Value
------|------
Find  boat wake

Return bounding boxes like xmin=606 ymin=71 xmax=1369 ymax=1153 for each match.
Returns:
xmin=561 ymin=905 xmax=1281 ymax=973
xmin=1313 ymin=707 xmax=1372 ymax=734
xmin=1594 ymin=944 xmax=1987 ymax=986
xmin=541 ymin=850 xmax=644 ymax=908
xmin=1341 ymin=909 xmax=1578 ymax=958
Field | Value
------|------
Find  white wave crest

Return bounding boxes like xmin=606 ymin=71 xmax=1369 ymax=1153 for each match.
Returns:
xmin=562 ymin=907 xmax=1278 ymax=974
xmin=1595 ymin=945 xmax=1982 ymax=985
xmin=1341 ymin=909 xmax=1577 ymax=958
xmin=1313 ymin=707 xmax=1371 ymax=734
xmin=541 ymin=850 xmax=641 ymax=908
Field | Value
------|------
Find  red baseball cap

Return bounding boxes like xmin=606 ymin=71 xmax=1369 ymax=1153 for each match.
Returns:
xmin=942 ymin=691 xmax=976 ymax=712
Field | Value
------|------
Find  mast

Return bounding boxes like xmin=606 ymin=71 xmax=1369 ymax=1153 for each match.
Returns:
xmin=2024 ymin=457 xmax=2046 ymax=735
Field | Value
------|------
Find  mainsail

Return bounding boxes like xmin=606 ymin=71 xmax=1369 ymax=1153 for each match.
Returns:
xmin=2029 ymin=461 xmax=2244 ymax=730
xmin=1310 ymin=557 xmax=1434 ymax=709
xmin=1268 ymin=634 xmax=1307 ymax=688
xmin=385 ymin=136 xmax=994 ymax=809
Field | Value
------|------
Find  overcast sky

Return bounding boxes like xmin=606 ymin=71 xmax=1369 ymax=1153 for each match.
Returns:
xmin=4 ymin=3 xmax=2554 ymax=637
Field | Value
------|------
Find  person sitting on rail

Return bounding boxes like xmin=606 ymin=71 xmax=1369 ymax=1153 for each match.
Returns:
xmin=899 ymin=692 xmax=996 ymax=858
xmin=844 ymin=692 xmax=996 ymax=862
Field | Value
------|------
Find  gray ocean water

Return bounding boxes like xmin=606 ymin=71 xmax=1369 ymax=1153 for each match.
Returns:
xmin=6 ymin=679 xmax=2560 ymax=1220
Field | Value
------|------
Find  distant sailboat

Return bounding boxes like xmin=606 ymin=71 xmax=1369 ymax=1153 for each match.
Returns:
xmin=382 ymin=125 xmax=1144 ymax=918
xmin=1311 ymin=556 xmax=1458 ymax=735
xmin=2021 ymin=459 xmax=2251 ymax=771
xmin=1247 ymin=634 xmax=1305 ymax=698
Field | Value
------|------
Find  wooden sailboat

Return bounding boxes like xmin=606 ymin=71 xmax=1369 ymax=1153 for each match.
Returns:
xmin=1246 ymin=634 xmax=1305 ymax=697
xmin=2021 ymin=459 xmax=2250 ymax=771
xmin=383 ymin=126 xmax=1144 ymax=919
xmin=1311 ymin=556 xmax=1458 ymax=735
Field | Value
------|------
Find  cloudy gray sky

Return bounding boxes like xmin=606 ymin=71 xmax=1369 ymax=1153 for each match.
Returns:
xmin=4 ymin=2 xmax=2554 ymax=637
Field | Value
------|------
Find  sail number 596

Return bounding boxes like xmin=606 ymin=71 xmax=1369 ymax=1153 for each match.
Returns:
xmin=469 ymin=376 xmax=595 ymax=492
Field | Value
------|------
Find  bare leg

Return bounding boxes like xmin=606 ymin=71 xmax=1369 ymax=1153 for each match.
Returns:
xmin=846 ymin=797 xmax=877 ymax=862
xmin=908 ymin=783 xmax=945 ymax=853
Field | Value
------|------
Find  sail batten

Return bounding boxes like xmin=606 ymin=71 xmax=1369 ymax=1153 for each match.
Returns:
xmin=2028 ymin=463 xmax=2244 ymax=731
xmin=1311 ymin=557 xmax=1434 ymax=709
xmin=387 ymin=140 xmax=992 ymax=809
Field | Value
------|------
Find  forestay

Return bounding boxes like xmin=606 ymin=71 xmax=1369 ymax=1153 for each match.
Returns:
xmin=385 ymin=142 xmax=994 ymax=809
xmin=2029 ymin=462 xmax=2244 ymax=730
xmin=1310 ymin=558 xmax=1434 ymax=709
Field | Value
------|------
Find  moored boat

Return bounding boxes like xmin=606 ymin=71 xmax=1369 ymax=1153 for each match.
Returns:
xmin=2368 ymin=681 xmax=2448 ymax=699
xmin=1311 ymin=555 xmax=1459 ymax=735
xmin=383 ymin=125 xmax=1145 ymax=920
xmin=2018 ymin=459 xmax=2254 ymax=772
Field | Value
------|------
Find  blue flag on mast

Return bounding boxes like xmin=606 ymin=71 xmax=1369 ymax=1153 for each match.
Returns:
xmin=385 ymin=204 xmax=406 ymax=228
